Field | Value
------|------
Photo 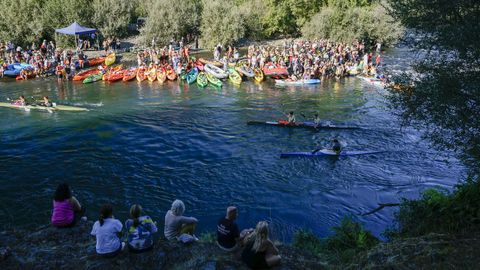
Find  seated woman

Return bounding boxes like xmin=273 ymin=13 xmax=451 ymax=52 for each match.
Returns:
xmin=51 ymin=183 xmax=84 ymax=228
xmin=241 ymin=221 xmax=281 ymax=269
xmin=164 ymin=199 xmax=198 ymax=241
xmin=91 ymin=204 xmax=124 ymax=257
xmin=125 ymin=204 xmax=158 ymax=253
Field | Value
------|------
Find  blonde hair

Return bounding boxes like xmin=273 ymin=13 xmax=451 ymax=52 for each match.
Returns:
xmin=247 ymin=221 xmax=269 ymax=253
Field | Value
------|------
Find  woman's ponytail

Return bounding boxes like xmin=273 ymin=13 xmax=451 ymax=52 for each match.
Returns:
xmin=99 ymin=204 xmax=113 ymax=226
xmin=130 ymin=204 xmax=142 ymax=228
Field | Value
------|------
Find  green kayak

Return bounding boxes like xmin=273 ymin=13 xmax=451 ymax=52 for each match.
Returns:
xmin=83 ymin=73 xmax=103 ymax=84
xmin=206 ymin=73 xmax=222 ymax=87
xmin=0 ymin=102 xmax=89 ymax=112
xmin=197 ymin=72 xmax=208 ymax=88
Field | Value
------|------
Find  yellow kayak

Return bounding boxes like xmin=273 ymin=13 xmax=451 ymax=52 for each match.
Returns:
xmin=228 ymin=68 xmax=242 ymax=85
xmin=105 ymin=53 xmax=116 ymax=66
xmin=254 ymin=68 xmax=264 ymax=82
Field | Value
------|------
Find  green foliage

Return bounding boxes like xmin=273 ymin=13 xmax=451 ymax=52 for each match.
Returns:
xmin=390 ymin=183 xmax=480 ymax=238
xmin=293 ymin=217 xmax=379 ymax=263
xmin=199 ymin=0 xmax=245 ymax=48
xmin=92 ymin=0 xmax=134 ymax=37
xmin=0 ymin=0 xmax=44 ymax=45
xmin=140 ymin=0 xmax=200 ymax=46
xmin=302 ymin=3 xmax=403 ymax=46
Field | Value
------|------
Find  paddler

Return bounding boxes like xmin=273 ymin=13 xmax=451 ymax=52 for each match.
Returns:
xmin=14 ymin=95 xmax=27 ymax=106
xmin=287 ymin=111 xmax=296 ymax=124
xmin=313 ymin=113 xmax=322 ymax=126
xmin=39 ymin=96 xmax=52 ymax=107
xmin=331 ymin=139 xmax=342 ymax=154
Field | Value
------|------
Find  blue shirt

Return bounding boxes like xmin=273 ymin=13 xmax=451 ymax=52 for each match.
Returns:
xmin=125 ymin=216 xmax=158 ymax=251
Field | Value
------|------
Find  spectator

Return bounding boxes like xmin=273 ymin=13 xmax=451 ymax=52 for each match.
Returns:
xmin=91 ymin=204 xmax=124 ymax=257
xmin=241 ymin=221 xmax=281 ymax=269
xmin=51 ymin=183 xmax=84 ymax=228
xmin=125 ymin=204 xmax=158 ymax=253
xmin=217 ymin=206 xmax=253 ymax=252
xmin=164 ymin=199 xmax=198 ymax=241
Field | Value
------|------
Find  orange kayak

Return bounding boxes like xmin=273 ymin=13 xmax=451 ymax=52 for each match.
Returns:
xmin=157 ymin=67 xmax=167 ymax=84
xmin=123 ymin=68 xmax=137 ymax=82
xmin=136 ymin=68 xmax=146 ymax=82
xmin=166 ymin=65 xmax=177 ymax=81
xmin=73 ymin=68 xmax=100 ymax=81
xmin=88 ymin=57 xmax=105 ymax=66
xmin=106 ymin=70 xmax=124 ymax=82
xmin=147 ymin=68 xmax=157 ymax=82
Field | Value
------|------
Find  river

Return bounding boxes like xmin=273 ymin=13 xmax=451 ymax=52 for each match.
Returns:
xmin=0 ymin=48 xmax=466 ymax=241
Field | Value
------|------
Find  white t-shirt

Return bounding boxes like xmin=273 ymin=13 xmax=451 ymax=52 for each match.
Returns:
xmin=91 ymin=218 xmax=123 ymax=254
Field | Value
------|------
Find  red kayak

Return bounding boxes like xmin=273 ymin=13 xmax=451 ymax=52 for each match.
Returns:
xmin=166 ymin=65 xmax=177 ymax=81
xmin=73 ymin=68 xmax=100 ymax=81
xmin=107 ymin=70 xmax=125 ymax=82
xmin=262 ymin=63 xmax=288 ymax=77
xmin=88 ymin=57 xmax=105 ymax=66
xmin=123 ymin=68 xmax=137 ymax=82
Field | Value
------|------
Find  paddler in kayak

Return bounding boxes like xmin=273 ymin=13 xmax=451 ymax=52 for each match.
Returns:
xmin=13 ymin=95 xmax=27 ymax=106
xmin=287 ymin=111 xmax=296 ymax=124
xmin=38 ymin=96 xmax=53 ymax=107
xmin=331 ymin=139 xmax=342 ymax=154
xmin=313 ymin=113 xmax=322 ymax=126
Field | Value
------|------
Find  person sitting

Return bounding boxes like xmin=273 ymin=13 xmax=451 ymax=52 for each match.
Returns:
xmin=241 ymin=221 xmax=281 ymax=269
xmin=287 ymin=111 xmax=296 ymax=124
xmin=164 ymin=199 xmax=198 ymax=241
xmin=217 ymin=206 xmax=252 ymax=252
xmin=125 ymin=204 xmax=158 ymax=253
xmin=313 ymin=113 xmax=322 ymax=126
xmin=51 ymin=183 xmax=84 ymax=228
xmin=331 ymin=138 xmax=342 ymax=154
xmin=91 ymin=204 xmax=124 ymax=257
xmin=39 ymin=96 xmax=52 ymax=107
xmin=13 ymin=95 xmax=27 ymax=106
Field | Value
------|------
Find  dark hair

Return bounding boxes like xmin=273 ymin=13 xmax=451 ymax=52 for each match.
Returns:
xmin=54 ymin=183 xmax=72 ymax=202
xmin=99 ymin=204 xmax=113 ymax=226
xmin=289 ymin=111 xmax=294 ymax=114
xmin=130 ymin=204 xmax=142 ymax=228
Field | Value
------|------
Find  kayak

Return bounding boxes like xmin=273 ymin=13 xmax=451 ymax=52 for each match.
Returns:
xmin=87 ymin=57 xmax=105 ymax=67
xmin=199 ymin=58 xmax=222 ymax=67
xmin=262 ymin=63 xmax=288 ymax=77
xmin=136 ymin=68 xmax=146 ymax=82
xmin=247 ymin=120 xmax=359 ymax=130
xmin=204 ymin=64 xmax=228 ymax=79
xmin=280 ymin=149 xmax=384 ymax=158
xmin=73 ymin=68 xmax=100 ymax=81
xmin=157 ymin=67 xmax=167 ymax=83
xmin=206 ymin=73 xmax=222 ymax=87
xmin=254 ymin=68 xmax=264 ymax=82
xmin=0 ymin=102 xmax=88 ymax=112
xmin=147 ymin=68 xmax=157 ymax=82
xmin=4 ymin=63 xmax=33 ymax=78
xmin=236 ymin=65 xmax=255 ymax=78
xmin=358 ymin=76 xmax=385 ymax=87
xmin=166 ymin=65 xmax=177 ymax=81
xmin=186 ymin=68 xmax=198 ymax=84
xmin=197 ymin=72 xmax=208 ymax=87
xmin=123 ymin=68 xmax=137 ymax=82
xmin=228 ymin=68 xmax=242 ymax=85
xmin=83 ymin=73 xmax=103 ymax=84
xmin=106 ymin=70 xmax=124 ymax=82
xmin=275 ymin=79 xmax=321 ymax=86
xmin=105 ymin=53 xmax=116 ymax=66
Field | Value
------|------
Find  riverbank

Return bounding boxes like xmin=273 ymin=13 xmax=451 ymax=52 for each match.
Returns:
xmin=1 ymin=221 xmax=479 ymax=269
xmin=0 ymin=221 xmax=325 ymax=270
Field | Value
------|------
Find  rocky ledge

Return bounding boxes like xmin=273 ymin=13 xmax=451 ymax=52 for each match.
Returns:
xmin=0 ymin=221 xmax=325 ymax=270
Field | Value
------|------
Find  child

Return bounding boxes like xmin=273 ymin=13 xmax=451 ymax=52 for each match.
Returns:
xmin=91 ymin=204 xmax=124 ymax=257
xmin=125 ymin=204 xmax=158 ymax=253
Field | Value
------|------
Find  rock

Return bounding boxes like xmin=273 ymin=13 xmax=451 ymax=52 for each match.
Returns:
xmin=0 ymin=247 xmax=10 ymax=261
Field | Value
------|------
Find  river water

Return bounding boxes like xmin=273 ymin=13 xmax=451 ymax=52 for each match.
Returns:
xmin=0 ymin=49 xmax=466 ymax=241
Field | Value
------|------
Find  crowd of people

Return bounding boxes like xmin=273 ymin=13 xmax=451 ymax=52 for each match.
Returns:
xmin=51 ymin=183 xmax=281 ymax=269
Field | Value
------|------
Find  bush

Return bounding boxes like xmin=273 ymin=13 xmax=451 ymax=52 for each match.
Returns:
xmin=293 ymin=216 xmax=379 ymax=263
xmin=199 ymin=0 xmax=245 ymax=48
xmin=390 ymin=182 xmax=480 ymax=238
xmin=302 ymin=3 xmax=404 ymax=46
xmin=92 ymin=0 xmax=134 ymax=38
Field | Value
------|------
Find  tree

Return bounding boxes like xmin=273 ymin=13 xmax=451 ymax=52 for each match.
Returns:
xmin=92 ymin=0 xmax=134 ymax=38
xmin=140 ymin=0 xmax=200 ymax=46
xmin=199 ymin=0 xmax=245 ymax=48
xmin=0 ymin=0 xmax=44 ymax=46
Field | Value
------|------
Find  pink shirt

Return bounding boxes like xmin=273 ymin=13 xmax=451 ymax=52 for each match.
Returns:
xmin=51 ymin=200 xmax=74 ymax=226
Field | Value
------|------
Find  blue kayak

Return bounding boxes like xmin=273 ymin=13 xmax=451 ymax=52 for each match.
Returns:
xmin=275 ymin=79 xmax=321 ymax=86
xmin=186 ymin=68 xmax=198 ymax=84
xmin=4 ymin=63 xmax=34 ymax=78
xmin=280 ymin=149 xmax=384 ymax=158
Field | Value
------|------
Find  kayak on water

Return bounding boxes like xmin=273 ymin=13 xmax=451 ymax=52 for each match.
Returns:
xmin=254 ymin=68 xmax=264 ymax=82
xmin=275 ymin=79 xmax=321 ymax=86
xmin=83 ymin=73 xmax=103 ymax=84
xmin=206 ymin=73 xmax=223 ymax=87
xmin=204 ymin=64 xmax=228 ymax=79
xmin=247 ymin=120 xmax=360 ymax=130
xmin=197 ymin=71 xmax=208 ymax=88
xmin=186 ymin=67 xmax=199 ymax=84
xmin=228 ymin=68 xmax=242 ymax=85
xmin=280 ymin=149 xmax=384 ymax=158
xmin=0 ymin=102 xmax=89 ymax=112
